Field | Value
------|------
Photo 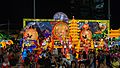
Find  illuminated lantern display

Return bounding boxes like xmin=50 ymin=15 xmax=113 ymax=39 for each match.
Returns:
xmin=21 ymin=27 xmax=39 ymax=60
xmin=52 ymin=21 xmax=70 ymax=58
xmin=82 ymin=23 xmax=89 ymax=30
xmin=69 ymin=17 xmax=80 ymax=59
xmin=23 ymin=18 xmax=110 ymax=60
xmin=23 ymin=28 xmax=38 ymax=40
xmin=99 ymin=23 xmax=107 ymax=32
xmin=6 ymin=40 xmax=14 ymax=45
xmin=0 ymin=40 xmax=13 ymax=48
xmin=53 ymin=12 xmax=69 ymax=22
xmin=80 ymin=22 xmax=92 ymax=43
xmin=98 ymin=39 xmax=104 ymax=48
xmin=0 ymin=41 xmax=6 ymax=48
xmin=80 ymin=30 xmax=92 ymax=42
xmin=22 ymin=27 xmax=39 ymax=50
xmin=52 ymin=22 xmax=69 ymax=41
xmin=80 ymin=21 xmax=93 ymax=54
xmin=69 ymin=17 xmax=80 ymax=46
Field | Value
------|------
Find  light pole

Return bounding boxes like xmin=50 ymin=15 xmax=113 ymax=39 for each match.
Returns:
xmin=33 ymin=0 xmax=36 ymax=19
xmin=108 ymin=0 xmax=110 ymax=20
xmin=8 ymin=19 xmax=10 ymax=34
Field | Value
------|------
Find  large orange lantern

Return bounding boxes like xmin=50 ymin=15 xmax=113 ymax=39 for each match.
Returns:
xmin=80 ymin=30 xmax=92 ymax=42
xmin=52 ymin=22 xmax=69 ymax=41
xmin=23 ymin=28 xmax=38 ymax=40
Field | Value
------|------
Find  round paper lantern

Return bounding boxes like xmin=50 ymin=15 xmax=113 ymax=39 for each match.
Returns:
xmin=52 ymin=22 xmax=69 ymax=40
xmin=23 ymin=28 xmax=38 ymax=40
xmin=80 ymin=30 xmax=92 ymax=42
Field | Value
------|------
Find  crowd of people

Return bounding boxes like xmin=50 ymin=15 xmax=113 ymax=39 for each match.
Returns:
xmin=0 ymin=42 xmax=21 ymax=68
xmin=0 ymin=33 xmax=119 ymax=68
xmin=0 ymin=40 xmax=120 ymax=68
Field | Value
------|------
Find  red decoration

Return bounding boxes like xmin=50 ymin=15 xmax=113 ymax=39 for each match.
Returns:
xmin=82 ymin=24 xmax=89 ymax=29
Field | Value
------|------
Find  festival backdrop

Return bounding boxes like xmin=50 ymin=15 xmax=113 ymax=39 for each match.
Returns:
xmin=23 ymin=19 xmax=110 ymax=47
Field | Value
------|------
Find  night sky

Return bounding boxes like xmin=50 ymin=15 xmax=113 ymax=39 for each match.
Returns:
xmin=0 ymin=0 xmax=120 ymax=31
